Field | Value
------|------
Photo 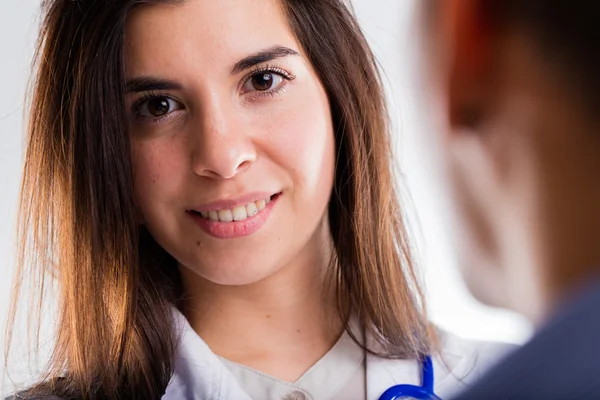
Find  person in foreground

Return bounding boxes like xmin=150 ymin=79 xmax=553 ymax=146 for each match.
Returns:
xmin=4 ymin=0 xmax=512 ymax=399
xmin=420 ymin=1 xmax=600 ymax=399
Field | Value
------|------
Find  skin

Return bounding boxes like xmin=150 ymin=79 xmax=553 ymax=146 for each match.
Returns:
xmin=422 ymin=0 xmax=600 ymax=324
xmin=125 ymin=0 xmax=340 ymax=381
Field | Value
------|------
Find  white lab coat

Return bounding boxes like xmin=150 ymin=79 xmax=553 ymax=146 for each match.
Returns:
xmin=163 ymin=310 xmax=515 ymax=400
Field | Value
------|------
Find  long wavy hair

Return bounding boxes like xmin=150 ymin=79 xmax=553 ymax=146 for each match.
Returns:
xmin=5 ymin=0 xmax=432 ymax=397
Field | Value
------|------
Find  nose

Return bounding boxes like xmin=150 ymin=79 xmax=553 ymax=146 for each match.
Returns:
xmin=191 ymin=97 xmax=257 ymax=180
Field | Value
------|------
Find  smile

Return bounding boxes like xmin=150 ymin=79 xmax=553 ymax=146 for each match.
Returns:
xmin=187 ymin=193 xmax=281 ymax=239
xmin=191 ymin=195 xmax=273 ymax=222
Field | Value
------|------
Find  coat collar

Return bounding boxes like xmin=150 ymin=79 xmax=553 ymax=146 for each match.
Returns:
xmin=365 ymin=329 xmax=513 ymax=399
xmin=364 ymin=332 xmax=458 ymax=399
xmin=163 ymin=309 xmax=514 ymax=399
xmin=162 ymin=309 xmax=252 ymax=400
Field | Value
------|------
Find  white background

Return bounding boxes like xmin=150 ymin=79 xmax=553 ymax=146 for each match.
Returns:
xmin=0 ymin=0 xmax=531 ymax=396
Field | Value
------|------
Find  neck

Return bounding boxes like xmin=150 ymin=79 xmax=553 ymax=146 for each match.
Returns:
xmin=504 ymin=140 xmax=600 ymax=324
xmin=538 ymin=178 xmax=600 ymax=323
xmin=487 ymin=41 xmax=600 ymax=324
xmin=503 ymin=98 xmax=600 ymax=324
xmin=179 ymin=220 xmax=343 ymax=381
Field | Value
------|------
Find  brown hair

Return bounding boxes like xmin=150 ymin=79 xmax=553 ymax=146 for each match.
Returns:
xmin=426 ymin=0 xmax=600 ymax=112
xmin=6 ymin=0 xmax=431 ymax=398
xmin=488 ymin=1 xmax=600 ymax=113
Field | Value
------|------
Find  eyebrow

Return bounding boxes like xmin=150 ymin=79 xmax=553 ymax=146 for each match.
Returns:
xmin=231 ymin=46 xmax=299 ymax=75
xmin=125 ymin=46 xmax=299 ymax=93
xmin=126 ymin=77 xmax=182 ymax=94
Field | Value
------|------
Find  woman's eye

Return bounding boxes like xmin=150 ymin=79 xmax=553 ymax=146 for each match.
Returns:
xmin=135 ymin=96 xmax=182 ymax=119
xmin=242 ymin=72 xmax=285 ymax=93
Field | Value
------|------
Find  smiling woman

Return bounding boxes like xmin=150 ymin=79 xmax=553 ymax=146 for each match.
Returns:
xmin=5 ymin=0 xmax=511 ymax=399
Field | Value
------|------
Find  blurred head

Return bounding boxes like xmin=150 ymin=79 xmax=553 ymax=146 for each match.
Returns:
xmin=8 ymin=0 xmax=431 ymax=397
xmin=421 ymin=0 xmax=600 ymax=321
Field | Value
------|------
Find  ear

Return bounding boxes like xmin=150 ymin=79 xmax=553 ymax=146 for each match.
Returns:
xmin=438 ymin=0 xmax=493 ymax=130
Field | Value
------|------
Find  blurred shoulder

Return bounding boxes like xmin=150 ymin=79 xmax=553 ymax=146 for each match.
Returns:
xmin=4 ymin=396 xmax=66 ymax=400
xmin=4 ymin=379 xmax=73 ymax=400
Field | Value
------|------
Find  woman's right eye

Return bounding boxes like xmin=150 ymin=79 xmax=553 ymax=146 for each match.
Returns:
xmin=134 ymin=96 xmax=183 ymax=120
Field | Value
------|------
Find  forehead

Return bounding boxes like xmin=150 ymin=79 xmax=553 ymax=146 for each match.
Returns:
xmin=124 ymin=0 xmax=300 ymax=77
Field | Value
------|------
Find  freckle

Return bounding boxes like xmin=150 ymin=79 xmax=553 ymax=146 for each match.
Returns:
xmin=197 ymin=241 xmax=200 ymax=247
xmin=266 ymin=315 xmax=271 ymax=319
xmin=152 ymin=179 xmax=156 ymax=184
xmin=296 ymin=329 xmax=301 ymax=333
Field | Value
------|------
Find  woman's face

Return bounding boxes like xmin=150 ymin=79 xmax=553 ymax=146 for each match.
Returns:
xmin=125 ymin=0 xmax=335 ymax=285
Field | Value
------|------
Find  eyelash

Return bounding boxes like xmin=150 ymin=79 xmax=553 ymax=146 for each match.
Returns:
xmin=131 ymin=91 xmax=177 ymax=124
xmin=241 ymin=64 xmax=296 ymax=97
xmin=131 ymin=65 xmax=296 ymax=124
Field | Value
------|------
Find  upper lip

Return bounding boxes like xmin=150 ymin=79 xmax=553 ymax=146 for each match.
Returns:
xmin=188 ymin=191 xmax=279 ymax=213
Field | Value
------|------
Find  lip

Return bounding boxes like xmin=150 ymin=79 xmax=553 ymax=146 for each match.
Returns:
xmin=187 ymin=193 xmax=281 ymax=239
xmin=190 ymin=191 xmax=277 ymax=213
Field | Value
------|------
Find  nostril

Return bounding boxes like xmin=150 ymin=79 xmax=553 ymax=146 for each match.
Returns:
xmin=201 ymin=169 xmax=223 ymax=179
xmin=193 ymin=150 xmax=255 ymax=179
xmin=235 ymin=159 xmax=252 ymax=173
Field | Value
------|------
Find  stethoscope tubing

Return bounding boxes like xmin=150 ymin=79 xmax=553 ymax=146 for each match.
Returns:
xmin=378 ymin=355 xmax=442 ymax=400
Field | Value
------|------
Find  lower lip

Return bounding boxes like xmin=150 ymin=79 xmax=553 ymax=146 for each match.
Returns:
xmin=188 ymin=196 xmax=279 ymax=239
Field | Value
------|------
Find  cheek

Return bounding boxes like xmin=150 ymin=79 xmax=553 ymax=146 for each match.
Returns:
xmin=262 ymin=83 xmax=335 ymax=199
xmin=131 ymin=138 xmax=189 ymax=214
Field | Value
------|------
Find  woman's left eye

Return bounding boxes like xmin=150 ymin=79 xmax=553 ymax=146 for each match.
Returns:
xmin=241 ymin=71 xmax=287 ymax=94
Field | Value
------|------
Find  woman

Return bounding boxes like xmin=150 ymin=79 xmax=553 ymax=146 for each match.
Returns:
xmin=6 ymin=0 xmax=511 ymax=399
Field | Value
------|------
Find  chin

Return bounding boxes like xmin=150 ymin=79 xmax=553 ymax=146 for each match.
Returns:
xmin=180 ymin=258 xmax=280 ymax=287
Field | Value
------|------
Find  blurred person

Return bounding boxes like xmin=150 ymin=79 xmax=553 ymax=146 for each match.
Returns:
xmin=3 ymin=1 xmax=512 ymax=399
xmin=420 ymin=1 xmax=600 ymax=399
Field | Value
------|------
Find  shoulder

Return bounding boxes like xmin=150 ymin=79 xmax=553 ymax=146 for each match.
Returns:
xmin=454 ymin=283 xmax=600 ymax=399
xmin=4 ymin=396 xmax=66 ymax=400
xmin=4 ymin=391 xmax=68 ymax=400
xmin=3 ymin=378 xmax=74 ymax=400
xmin=432 ymin=328 xmax=518 ymax=397
xmin=436 ymin=328 xmax=518 ymax=373
xmin=364 ymin=327 xmax=518 ymax=399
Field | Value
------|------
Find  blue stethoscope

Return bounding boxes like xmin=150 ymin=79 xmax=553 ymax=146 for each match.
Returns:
xmin=379 ymin=355 xmax=442 ymax=400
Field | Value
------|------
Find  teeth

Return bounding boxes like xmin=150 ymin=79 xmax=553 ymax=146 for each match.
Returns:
xmin=218 ymin=209 xmax=233 ymax=223
xmin=232 ymin=206 xmax=248 ymax=221
xmin=246 ymin=202 xmax=258 ymax=217
xmin=196 ymin=195 xmax=274 ymax=222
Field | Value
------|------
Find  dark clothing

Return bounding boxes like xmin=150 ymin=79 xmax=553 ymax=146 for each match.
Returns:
xmin=453 ymin=281 xmax=600 ymax=400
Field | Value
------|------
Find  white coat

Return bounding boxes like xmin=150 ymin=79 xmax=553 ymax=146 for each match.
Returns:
xmin=163 ymin=310 xmax=515 ymax=400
